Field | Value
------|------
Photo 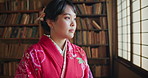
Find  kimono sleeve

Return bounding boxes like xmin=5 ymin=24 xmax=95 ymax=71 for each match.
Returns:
xmin=15 ymin=46 xmax=42 ymax=78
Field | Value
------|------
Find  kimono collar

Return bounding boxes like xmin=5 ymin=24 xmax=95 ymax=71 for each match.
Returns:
xmin=44 ymin=34 xmax=67 ymax=56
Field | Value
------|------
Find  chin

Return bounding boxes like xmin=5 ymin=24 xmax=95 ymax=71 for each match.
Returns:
xmin=67 ymin=34 xmax=74 ymax=39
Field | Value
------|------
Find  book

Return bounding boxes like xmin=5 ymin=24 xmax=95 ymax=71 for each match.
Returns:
xmin=101 ymin=65 xmax=109 ymax=77
xmin=0 ymin=27 xmax=4 ymax=38
xmin=91 ymin=48 xmax=99 ymax=58
xmin=95 ymin=66 xmax=101 ymax=77
xmin=92 ymin=20 xmax=102 ymax=29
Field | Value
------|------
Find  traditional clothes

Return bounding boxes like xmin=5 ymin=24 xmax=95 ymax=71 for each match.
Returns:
xmin=15 ymin=35 xmax=93 ymax=78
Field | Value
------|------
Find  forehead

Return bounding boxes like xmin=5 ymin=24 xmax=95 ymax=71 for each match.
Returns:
xmin=62 ymin=5 xmax=76 ymax=16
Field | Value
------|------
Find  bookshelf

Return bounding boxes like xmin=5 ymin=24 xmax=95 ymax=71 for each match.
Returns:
xmin=0 ymin=0 xmax=42 ymax=77
xmin=0 ymin=0 xmax=112 ymax=78
xmin=71 ymin=0 xmax=111 ymax=78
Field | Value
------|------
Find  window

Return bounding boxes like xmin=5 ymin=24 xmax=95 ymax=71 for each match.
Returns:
xmin=117 ymin=0 xmax=148 ymax=71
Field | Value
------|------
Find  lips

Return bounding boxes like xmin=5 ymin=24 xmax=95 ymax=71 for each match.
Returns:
xmin=69 ymin=29 xmax=75 ymax=33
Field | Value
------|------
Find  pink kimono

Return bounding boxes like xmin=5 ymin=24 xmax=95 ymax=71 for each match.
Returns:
xmin=15 ymin=35 xmax=93 ymax=78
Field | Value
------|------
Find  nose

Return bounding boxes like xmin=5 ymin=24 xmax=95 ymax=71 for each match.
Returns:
xmin=70 ymin=20 xmax=76 ymax=27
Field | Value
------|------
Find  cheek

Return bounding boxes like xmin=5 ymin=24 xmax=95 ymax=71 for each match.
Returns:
xmin=59 ymin=21 xmax=69 ymax=29
xmin=55 ymin=22 xmax=69 ymax=33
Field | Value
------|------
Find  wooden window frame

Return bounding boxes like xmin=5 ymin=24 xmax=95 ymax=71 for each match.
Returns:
xmin=115 ymin=0 xmax=148 ymax=77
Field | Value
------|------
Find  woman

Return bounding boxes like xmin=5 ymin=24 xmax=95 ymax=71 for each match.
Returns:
xmin=15 ymin=0 xmax=93 ymax=78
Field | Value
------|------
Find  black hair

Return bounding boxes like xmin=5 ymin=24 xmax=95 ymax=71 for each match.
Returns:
xmin=41 ymin=0 xmax=77 ymax=34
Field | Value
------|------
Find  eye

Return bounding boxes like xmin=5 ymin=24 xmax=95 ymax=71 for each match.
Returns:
xmin=64 ymin=17 xmax=70 ymax=20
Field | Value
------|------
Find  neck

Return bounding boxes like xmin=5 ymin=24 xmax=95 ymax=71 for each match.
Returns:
xmin=50 ymin=34 xmax=66 ymax=50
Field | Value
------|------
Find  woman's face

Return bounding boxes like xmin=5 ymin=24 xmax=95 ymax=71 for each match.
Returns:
xmin=50 ymin=5 xmax=76 ymax=39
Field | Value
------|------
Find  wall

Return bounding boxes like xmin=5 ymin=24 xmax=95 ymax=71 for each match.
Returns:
xmin=113 ymin=61 xmax=143 ymax=78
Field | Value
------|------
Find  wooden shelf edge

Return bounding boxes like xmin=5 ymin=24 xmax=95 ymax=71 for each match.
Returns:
xmin=77 ymin=14 xmax=107 ymax=17
xmin=77 ymin=44 xmax=109 ymax=47
xmin=0 ymin=58 xmax=20 ymax=62
xmin=76 ymin=29 xmax=108 ymax=31
xmin=0 ymin=76 xmax=14 ymax=78
xmin=73 ymin=1 xmax=106 ymax=4
xmin=88 ymin=58 xmax=110 ymax=65
xmin=0 ymin=24 xmax=39 ymax=27
xmin=0 ymin=38 xmax=39 ymax=40
xmin=0 ymin=10 xmax=39 ymax=13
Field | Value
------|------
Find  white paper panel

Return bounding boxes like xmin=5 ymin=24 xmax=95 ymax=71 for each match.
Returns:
xmin=118 ymin=35 xmax=122 ymax=42
xmin=132 ymin=0 xmax=136 ymax=2
xmin=142 ymin=57 xmax=148 ymax=71
xmin=142 ymin=45 xmax=148 ymax=57
xmin=118 ymin=42 xmax=122 ymax=49
xmin=128 ymin=52 xmax=131 ymax=61
xmin=133 ymin=22 xmax=140 ymax=33
xmin=122 ymin=9 xmax=127 ymax=18
xmin=141 ymin=0 xmax=148 ymax=8
xmin=133 ymin=44 xmax=140 ymax=55
xmin=127 ymin=25 xmax=130 ymax=34
xmin=118 ymin=5 xmax=122 ymax=13
xmin=132 ymin=11 xmax=140 ymax=22
xmin=118 ymin=28 xmax=121 ymax=35
xmin=127 ymin=15 xmax=130 ymax=24
xmin=118 ymin=13 xmax=122 ymax=20
xmin=142 ymin=20 xmax=148 ymax=32
xmin=127 ymin=7 xmax=130 ymax=16
xmin=142 ymin=7 xmax=148 ymax=20
xmin=123 ymin=34 xmax=127 ymax=42
xmin=123 ymin=42 xmax=127 ymax=51
xmin=133 ymin=34 xmax=140 ymax=44
xmin=122 ymin=17 xmax=127 ymax=26
xmin=122 ymin=1 xmax=126 ymax=9
xmin=117 ymin=0 xmax=121 ymax=5
xmin=123 ymin=26 xmax=127 ymax=34
xmin=118 ymin=20 xmax=121 ymax=27
xmin=133 ymin=54 xmax=140 ymax=66
xmin=128 ymin=43 xmax=131 ymax=51
xmin=142 ymin=33 xmax=148 ymax=45
xmin=132 ymin=0 xmax=140 ymax=11
xmin=118 ymin=49 xmax=122 ymax=57
xmin=127 ymin=34 xmax=130 ymax=43
xmin=123 ymin=51 xmax=128 ymax=59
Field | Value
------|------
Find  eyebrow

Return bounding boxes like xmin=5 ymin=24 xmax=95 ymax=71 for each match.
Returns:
xmin=63 ymin=13 xmax=76 ymax=16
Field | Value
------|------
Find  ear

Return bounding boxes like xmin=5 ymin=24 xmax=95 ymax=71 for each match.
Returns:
xmin=46 ymin=19 xmax=54 ymax=28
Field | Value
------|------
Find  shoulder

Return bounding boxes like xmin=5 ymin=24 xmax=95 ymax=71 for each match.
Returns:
xmin=68 ymin=42 xmax=87 ymax=58
xmin=20 ymin=42 xmax=45 ymax=67
xmin=68 ymin=42 xmax=89 ymax=65
xmin=69 ymin=42 xmax=85 ymax=53
xmin=22 ymin=42 xmax=43 ymax=59
xmin=26 ymin=42 xmax=43 ymax=52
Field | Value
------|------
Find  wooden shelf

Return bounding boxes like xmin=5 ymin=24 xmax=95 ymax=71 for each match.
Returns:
xmin=0 ymin=10 xmax=39 ymax=13
xmin=73 ymin=1 xmax=106 ymax=4
xmin=76 ymin=29 xmax=108 ymax=31
xmin=0 ymin=38 xmax=39 ymax=43
xmin=0 ymin=58 xmax=20 ymax=62
xmin=94 ymin=76 xmax=111 ymax=78
xmin=0 ymin=38 xmax=39 ymax=40
xmin=77 ymin=14 xmax=107 ymax=17
xmin=88 ymin=58 xmax=110 ymax=65
xmin=0 ymin=24 xmax=39 ymax=27
xmin=0 ymin=76 xmax=14 ymax=78
xmin=77 ymin=44 xmax=109 ymax=47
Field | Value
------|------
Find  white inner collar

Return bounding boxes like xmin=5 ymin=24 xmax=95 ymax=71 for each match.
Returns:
xmin=45 ymin=34 xmax=67 ymax=56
